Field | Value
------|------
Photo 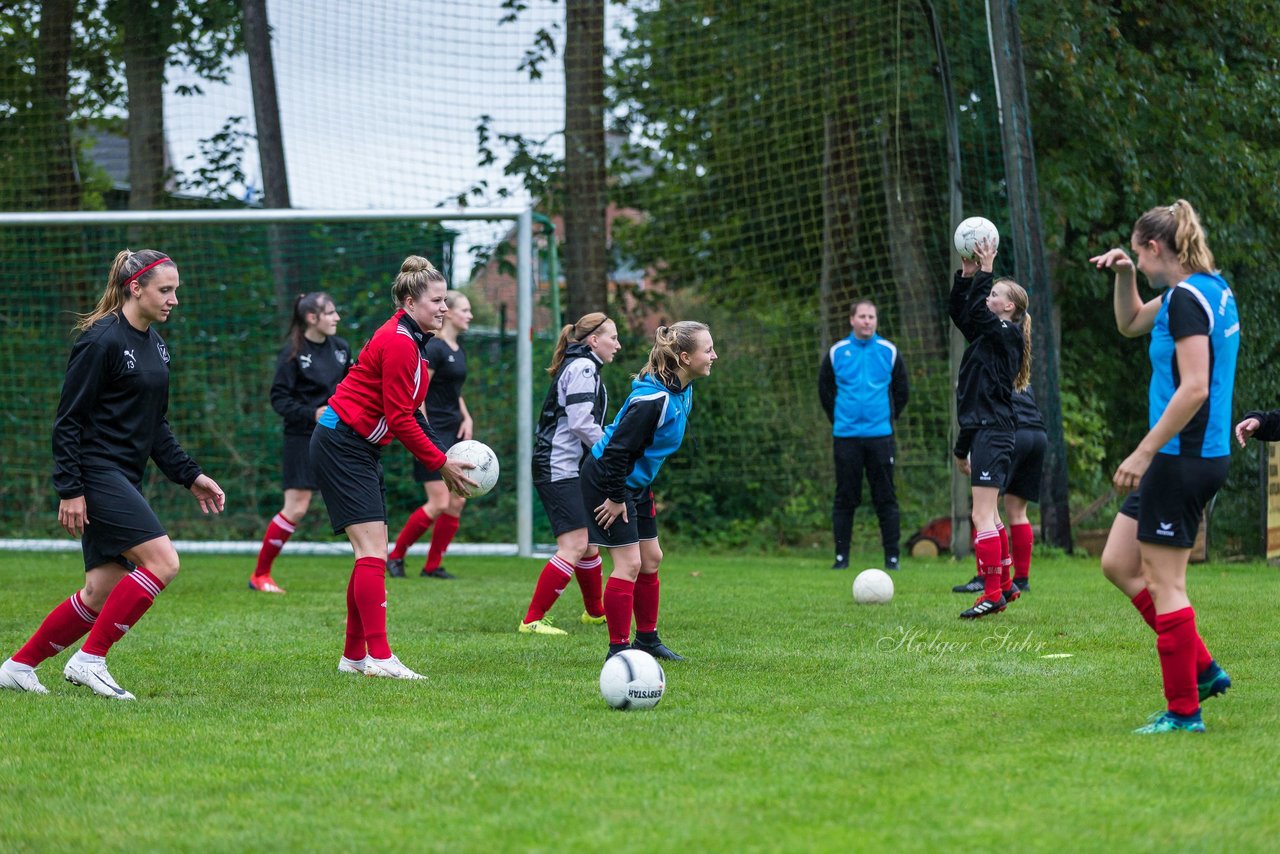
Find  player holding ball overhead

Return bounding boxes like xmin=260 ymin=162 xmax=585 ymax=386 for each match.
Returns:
xmin=1092 ymin=199 xmax=1239 ymax=734
xmin=948 ymin=231 xmax=1033 ymax=619
xmin=582 ymin=321 xmax=717 ymax=662
xmin=310 ymin=256 xmax=476 ymax=680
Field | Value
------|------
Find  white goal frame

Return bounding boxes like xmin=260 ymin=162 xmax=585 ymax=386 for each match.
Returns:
xmin=0 ymin=207 xmax=539 ymax=558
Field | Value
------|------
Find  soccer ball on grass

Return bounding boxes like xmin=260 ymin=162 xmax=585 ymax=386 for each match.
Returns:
xmin=852 ymin=568 xmax=894 ymax=605
xmin=599 ymin=649 xmax=666 ymax=710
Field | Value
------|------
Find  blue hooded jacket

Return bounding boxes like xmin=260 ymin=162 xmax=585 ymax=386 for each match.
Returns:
xmin=589 ymin=373 xmax=692 ymax=501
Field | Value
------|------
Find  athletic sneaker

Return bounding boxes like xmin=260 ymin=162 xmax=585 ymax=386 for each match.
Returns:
xmin=518 ymin=617 xmax=567 ymax=635
xmin=1002 ymin=584 xmax=1021 ymax=604
xmin=885 ymin=555 xmax=901 ymax=571
xmin=1198 ymin=661 xmax=1232 ymax=702
xmin=606 ymin=643 xmax=631 ymax=661
xmin=633 ymin=633 xmax=685 ymax=661
xmin=63 ymin=653 xmax=135 ymax=700
xmin=363 ymin=654 xmax=426 ymax=680
xmin=952 ymin=576 xmax=984 ymax=594
xmin=959 ymin=595 xmax=1007 ymax=620
xmin=1013 ymin=578 xmax=1030 ymax=593
xmin=421 ymin=567 xmax=456 ymax=580
xmin=831 ymin=555 xmax=850 ymax=570
xmin=248 ymin=574 xmax=286 ymax=594
xmin=0 ymin=659 xmax=49 ymax=695
xmin=387 ymin=558 xmax=406 ymax=579
xmin=1134 ymin=710 xmax=1206 ymax=734
xmin=580 ymin=610 xmax=607 ymax=625
xmin=337 ymin=656 xmax=368 ymax=674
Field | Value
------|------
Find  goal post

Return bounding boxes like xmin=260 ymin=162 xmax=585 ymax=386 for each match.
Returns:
xmin=0 ymin=207 xmax=539 ymax=558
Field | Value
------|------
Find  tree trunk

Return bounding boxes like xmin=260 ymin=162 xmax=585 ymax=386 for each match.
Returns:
xmin=563 ymin=0 xmax=608 ymax=323
xmin=33 ymin=0 xmax=79 ymax=211
xmin=121 ymin=1 xmax=173 ymax=211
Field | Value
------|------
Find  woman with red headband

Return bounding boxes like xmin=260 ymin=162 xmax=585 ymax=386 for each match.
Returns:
xmin=0 ymin=249 xmax=225 ymax=700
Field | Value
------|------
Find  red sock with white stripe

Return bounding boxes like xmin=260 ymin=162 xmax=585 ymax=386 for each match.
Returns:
xmin=1011 ymin=523 xmax=1033 ymax=580
xmin=524 ymin=555 xmax=574 ymax=623
xmin=425 ymin=513 xmax=460 ymax=571
xmin=1155 ymin=607 xmax=1201 ymax=716
xmin=81 ymin=567 xmax=165 ymax=657
xmin=254 ymin=512 xmax=296 ymax=577
xmin=575 ymin=554 xmax=605 ymax=617
xmin=974 ymin=530 xmax=1003 ymax=601
xmin=12 ymin=592 xmax=99 ymax=667
xmin=344 ymin=569 xmax=366 ymax=661
xmin=603 ymin=576 xmax=635 ymax=645
xmin=997 ymin=523 xmax=1012 ymax=588
xmin=633 ymin=572 xmax=661 ymax=633
xmin=1130 ymin=589 xmax=1212 ymax=672
xmin=352 ymin=557 xmax=391 ymax=659
xmin=390 ymin=506 xmax=434 ymax=561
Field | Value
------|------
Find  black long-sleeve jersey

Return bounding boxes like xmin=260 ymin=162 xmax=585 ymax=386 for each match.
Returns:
xmin=949 ymin=269 xmax=1022 ymax=431
xmin=52 ymin=314 xmax=202 ymax=499
xmin=1012 ymin=385 xmax=1045 ymax=431
xmin=270 ymin=335 xmax=352 ymax=436
xmin=1243 ymin=409 xmax=1280 ymax=442
xmin=424 ymin=337 xmax=466 ymax=441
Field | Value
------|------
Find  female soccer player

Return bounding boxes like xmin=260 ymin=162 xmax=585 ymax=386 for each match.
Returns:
xmin=949 ymin=238 xmax=1032 ymax=619
xmin=387 ymin=291 xmax=474 ymax=579
xmin=952 ymin=385 xmax=1046 ymax=595
xmin=583 ymin=321 xmax=717 ymax=661
xmin=0 ymin=250 xmax=225 ymax=700
xmin=250 ymin=292 xmax=350 ymax=594
xmin=1092 ymin=199 xmax=1239 ymax=734
xmin=519 ymin=312 xmax=623 ymax=635
xmin=311 ymin=256 xmax=476 ymax=680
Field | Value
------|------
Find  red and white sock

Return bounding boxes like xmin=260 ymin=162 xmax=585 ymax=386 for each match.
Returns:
xmin=1131 ymin=589 xmax=1212 ymax=672
xmin=425 ymin=513 xmax=460 ymax=571
xmin=12 ymin=591 xmax=99 ymax=667
xmin=254 ymin=512 xmax=296 ymax=577
xmin=996 ymin=523 xmax=1012 ymax=588
xmin=390 ymin=506 xmax=434 ymax=561
xmin=344 ymin=569 xmax=366 ymax=661
xmin=575 ymin=554 xmax=605 ymax=617
xmin=81 ymin=567 xmax=165 ymax=657
xmin=1156 ymin=607 xmax=1201 ymax=716
xmin=1011 ymin=523 xmax=1033 ymax=580
xmin=351 ymin=557 xmax=391 ymax=659
xmin=524 ymin=555 xmax=574 ymax=623
xmin=603 ymin=576 xmax=635 ymax=646
xmin=633 ymin=572 xmax=661 ymax=633
xmin=974 ymin=529 xmax=1003 ymax=600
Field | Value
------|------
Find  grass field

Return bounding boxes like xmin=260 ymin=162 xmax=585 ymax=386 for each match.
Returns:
xmin=2 ymin=548 xmax=1279 ymax=852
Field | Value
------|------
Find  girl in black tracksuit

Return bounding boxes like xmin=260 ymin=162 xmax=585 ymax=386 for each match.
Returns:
xmin=949 ymin=237 xmax=1032 ymax=619
xmin=1235 ymin=408 xmax=1280 ymax=446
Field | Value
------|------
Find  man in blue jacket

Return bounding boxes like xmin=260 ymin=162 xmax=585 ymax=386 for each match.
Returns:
xmin=819 ymin=300 xmax=910 ymax=570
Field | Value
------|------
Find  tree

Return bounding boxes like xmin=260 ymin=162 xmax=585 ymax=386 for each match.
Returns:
xmin=563 ymin=0 xmax=608 ymax=323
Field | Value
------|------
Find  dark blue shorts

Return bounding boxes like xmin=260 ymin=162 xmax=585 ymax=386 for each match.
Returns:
xmin=1005 ymin=428 xmax=1047 ymax=501
xmin=535 ymin=477 xmax=591 ymax=537
xmin=580 ymin=456 xmax=658 ymax=548
xmin=969 ymin=428 xmax=1016 ymax=490
xmin=1119 ymin=453 xmax=1228 ymax=548
xmin=79 ymin=467 xmax=166 ymax=572
xmin=311 ymin=421 xmax=388 ymax=534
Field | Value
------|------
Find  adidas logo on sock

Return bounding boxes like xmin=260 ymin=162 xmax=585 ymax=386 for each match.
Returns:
xmin=50 ymin=642 xmax=65 ymax=652
xmin=115 ymin=623 xmax=132 ymax=633
xmin=269 ymin=539 xmax=284 ymax=547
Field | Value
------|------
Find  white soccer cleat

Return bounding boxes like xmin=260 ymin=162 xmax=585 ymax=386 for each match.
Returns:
xmin=63 ymin=654 xmax=135 ymax=700
xmin=363 ymin=654 xmax=426 ymax=680
xmin=0 ymin=659 xmax=50 ymax=695
xmin=337 ymin=655 xmax=368 ymax=674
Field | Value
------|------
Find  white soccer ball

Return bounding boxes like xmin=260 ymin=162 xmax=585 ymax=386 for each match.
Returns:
xmin=446 ymin=440 xmax=499 ymax=498
xmin=599 ymin=649 xmax=666 ymax=710
xmin=953 ymin=216 xmax=1000 ymax=261
xmin=852 ymin=568 xmax=894 ymax=605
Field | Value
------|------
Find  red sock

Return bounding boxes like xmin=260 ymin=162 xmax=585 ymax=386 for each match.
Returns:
xmin=1155 ymin=607 xmax=1201 ymax=716
xmin=603 ymin=576 xmax=635 ymax=645
xmin=575 ymin=554 xmax=605 ymax=617
xmin=1131 ymin=589 xmax=1212 ymax=671
xmin=997 ymin=523 xmax=1012 ymax=587
xmin=633 ymin=572 xmax=661 ymax=633
xmin=975 ymin=530 xmax=1003 ymax=600
xmin=425 ymin=513 xmax=460 ymax=571
xmin=970 ymin=519 xmax=979 ymax=575
xmin=390 ymin=506 xmax=434 ymax=561
xmin=344 ymin=570 xmax=366 ymax=661
xmin=352 ymin=557 xmax=391 ymax=659
xmin=81 ymin=567 xmax=165 ymax=657
xmin=1011 ymin=523 xmax=1033 ymax=580
xmin=254 ymin=512 xmax=296 ymax=577
xmin=12 ymin=592 xmax=99 ymax=667
xmin=524 ymin=555 xmax=574 ymax=623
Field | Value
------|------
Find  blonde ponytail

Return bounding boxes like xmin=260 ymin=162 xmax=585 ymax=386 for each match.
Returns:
xmin=76 ymin=249 xmax=173 ymax=332
xmin=546 ymin=312 xmax=611 ymax=375
xmin=638 ymin=321 xmax=710 ymax=388
xmin=1133 ymin=199 xmax=1215 ymax=274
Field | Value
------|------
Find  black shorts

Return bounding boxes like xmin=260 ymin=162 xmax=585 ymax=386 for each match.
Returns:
xmin=79 ymin=467 xmax=166 ymax=572
xmin=1005 ymin=428 xmax=1047 ymax=501
xmin=282 ymin=432 xmax=317 ymax=491
xmin=536 ymin=478 xmax=591 ymax=537
xmin=580 ymin=456 xmax=658 ymax=548
xmin=311 ymin=421 xmax=388 ymax=534
xmin=969 ymin=428 xmax=1016 ymax=490
xmin=1119 ymin=453 xmax=1228 ymax=548
xmin=412 ymin=434 xmax=456 ymax=483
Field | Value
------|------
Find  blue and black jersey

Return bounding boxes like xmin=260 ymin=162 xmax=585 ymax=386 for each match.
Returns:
xmin=1148 ymin=272 xmax=1240 ymax=458
xmin=589 ymin=373 xmax=692 ymax=502
xmin=949 ymin=269 xmax=1023 ymax=431
xmin=818 ymin=332 xmax=908 ymax=438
